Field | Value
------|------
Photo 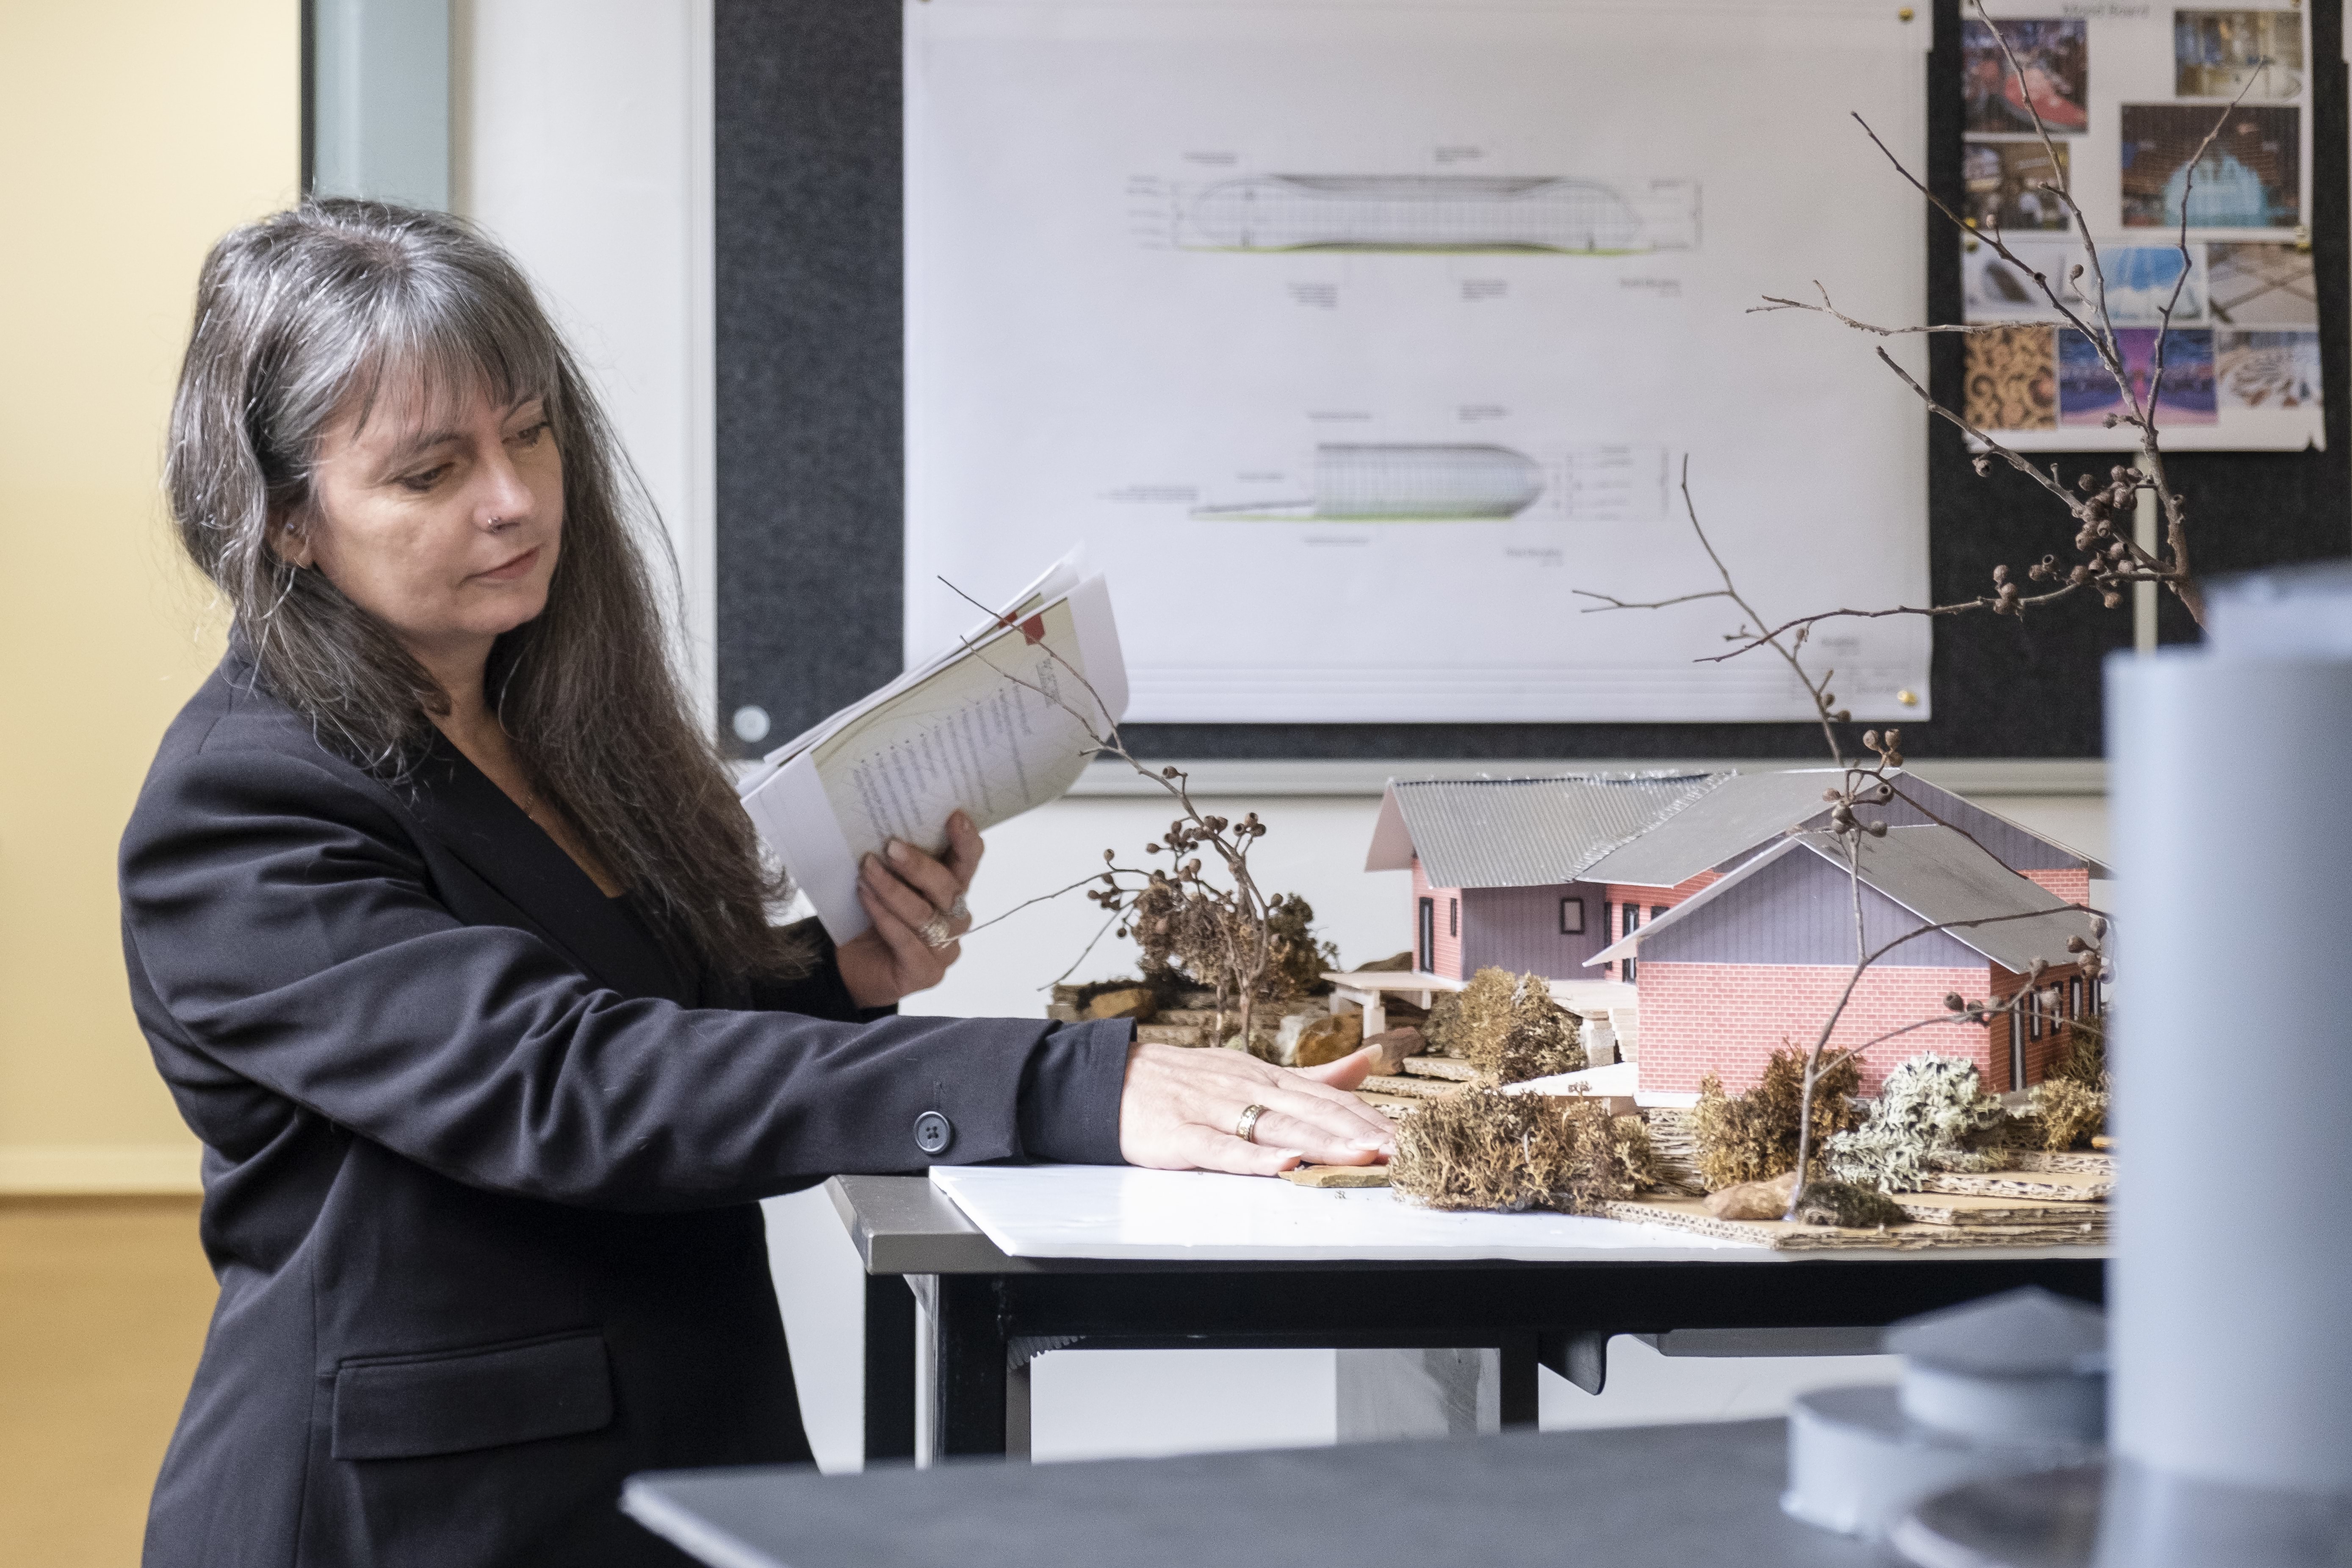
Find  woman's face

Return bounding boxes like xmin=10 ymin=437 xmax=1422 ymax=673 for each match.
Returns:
xmin=285 ymin=373 xmax=564 ymax=667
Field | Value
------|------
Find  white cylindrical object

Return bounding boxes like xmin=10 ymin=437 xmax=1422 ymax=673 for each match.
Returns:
xmin=1900 ymin=1363 xmax=2103 ymax=1444
xmin=2107 ymin=652 xmax=2352 ymax=1499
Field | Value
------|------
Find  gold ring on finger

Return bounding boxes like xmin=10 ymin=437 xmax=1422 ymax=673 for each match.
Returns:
xmin=916 ymin=913 xmax=954 ymax=950
xmin=1234 ymin=1103 xmax=1269 ymax=1143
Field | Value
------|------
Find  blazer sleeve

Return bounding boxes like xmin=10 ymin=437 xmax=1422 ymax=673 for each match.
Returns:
xmin=120 ymin=742 xmax=1132 ymax=1211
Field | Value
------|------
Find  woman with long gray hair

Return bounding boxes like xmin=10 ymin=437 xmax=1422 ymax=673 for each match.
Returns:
xmin=123 ymin=200 xmax=1392 ymax=1567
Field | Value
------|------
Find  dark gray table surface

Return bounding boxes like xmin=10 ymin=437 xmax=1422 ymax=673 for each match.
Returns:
xmin=624 ymin=1419 xmax=1893 ymax=1568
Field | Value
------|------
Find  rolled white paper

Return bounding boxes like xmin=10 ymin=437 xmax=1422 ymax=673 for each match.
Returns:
xmin=2107 ymin=645 xmax=2352 ymax=1496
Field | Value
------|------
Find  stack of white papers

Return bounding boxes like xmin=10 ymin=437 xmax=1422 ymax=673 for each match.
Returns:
xmin=739 ymin=551 xmax=1127 ymax=943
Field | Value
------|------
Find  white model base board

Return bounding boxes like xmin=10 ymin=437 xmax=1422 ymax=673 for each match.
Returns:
xmin=928 ymin=1164 xmax=1761 ymax=1262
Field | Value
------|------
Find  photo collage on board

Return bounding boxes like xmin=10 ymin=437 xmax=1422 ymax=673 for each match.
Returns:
xmin=1959 ymin=8 xmax=2319 ymax=450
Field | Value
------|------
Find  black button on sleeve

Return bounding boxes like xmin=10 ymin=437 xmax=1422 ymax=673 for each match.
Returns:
xmin=913 ymin=1110 xmax=953 ymax=1155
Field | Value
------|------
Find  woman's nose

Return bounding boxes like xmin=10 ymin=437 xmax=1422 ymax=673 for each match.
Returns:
xmin=476 ymin=453 xmax=536 ymax=530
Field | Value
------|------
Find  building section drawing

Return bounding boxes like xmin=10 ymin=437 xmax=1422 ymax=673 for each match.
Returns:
xmin=1176 ymin=174 xmax=1700 ymax=254
xmin=1187 ymin=442 xmax=1668 ymax=524
xmin=1192 ymin=443 xmax=1544 ymax=520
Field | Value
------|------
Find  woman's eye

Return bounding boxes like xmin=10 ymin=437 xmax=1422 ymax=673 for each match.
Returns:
xmin=398 ymin=465 xmax=450 ymax=492
xmin=511 ymin=420 xmax=551 ymax=448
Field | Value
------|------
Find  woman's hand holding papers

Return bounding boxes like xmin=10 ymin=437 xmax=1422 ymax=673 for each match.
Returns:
xmin=1118 ymin=1042 xmax=1397 ymax=1176
xmin=839 ymin=812 xmax=985 ymax=1007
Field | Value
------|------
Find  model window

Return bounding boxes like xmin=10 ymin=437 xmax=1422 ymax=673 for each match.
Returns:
xmin=2028 ymin=993 xmax=2043 ymax=1040
xmin=1449 ymin=898 xmax=1458 ymax=937
xmin=2086 ymin=973 xmax=2100 ymax=1015
xmin=1650 ymin=904 xmax=1667 ymax=923
xmin=2067 ymin=977 xmax=2081 ymax=1018
xmin=1417 ymin=898 xmax=1435 ymax=972
xmin=1559 ymin=896 xmax=1585 ymax=935
xmin=2010 ymin=1008 xmax=2026 ymax=1090
xmin=1620 ymin=903 xmax=1639 ymax=984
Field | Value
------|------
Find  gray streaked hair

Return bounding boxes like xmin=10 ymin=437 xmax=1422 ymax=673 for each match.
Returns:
xmin=167 ymin=199 xmax=804 ymax=980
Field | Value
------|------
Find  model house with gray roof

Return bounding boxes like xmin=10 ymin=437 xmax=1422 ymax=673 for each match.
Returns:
xmin=1588 ymin=825 xmax=2099 ymax=1096
xmin=1364 ymin=770 xmax=2103 ymax=1095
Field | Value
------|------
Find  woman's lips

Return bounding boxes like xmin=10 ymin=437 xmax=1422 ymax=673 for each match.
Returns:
xmin=477 ymin=545 xmax=541 ymax=582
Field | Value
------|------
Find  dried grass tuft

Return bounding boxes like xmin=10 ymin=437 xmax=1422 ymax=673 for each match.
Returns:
xmin=1691 ymin=1048 xmax=1864 ymax=1192
xmin=1453 ymin=968 xmax=1586 ymax=1084
xmin=2029 ymin=1076 xmax=2108 ymax=1150
xmin=1391 ymin=1088 xmax=1654 ymax=1212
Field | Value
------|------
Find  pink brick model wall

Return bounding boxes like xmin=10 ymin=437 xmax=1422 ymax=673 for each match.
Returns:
xmin=2021 ymin=867 xmax=2091 ymax=908
xmin=1637 ymin=960 xmax=1997 ymax=1096
xmin=1409 ymin=857 xmax=1465 ymax=980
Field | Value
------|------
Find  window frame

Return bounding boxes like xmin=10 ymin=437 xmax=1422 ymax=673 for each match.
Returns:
xmin=1559 ymin=896 xmax=1585 ymax=935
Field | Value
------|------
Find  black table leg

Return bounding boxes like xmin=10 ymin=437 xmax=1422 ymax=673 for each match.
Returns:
xmin=1499 ymin=1332 xmax=1541 ymax=1429
xmin=929 ymin=1272 xmax=1011 ymax=1458
xmin=862 ymin=1273 xmax=918 ymax=1464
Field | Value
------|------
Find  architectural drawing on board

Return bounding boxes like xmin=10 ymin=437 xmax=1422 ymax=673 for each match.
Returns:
xmin=1193 ymin=443 xmax=1546 ymax=520
xmin=1181 ymin=174 xmax=1700 ymax=253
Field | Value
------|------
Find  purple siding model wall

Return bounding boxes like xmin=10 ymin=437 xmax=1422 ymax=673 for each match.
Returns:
xmin=1461 ymin=881 xmax=1609 ymax=978
xmin=1640 ymin=852 xmax=1986 ymax=968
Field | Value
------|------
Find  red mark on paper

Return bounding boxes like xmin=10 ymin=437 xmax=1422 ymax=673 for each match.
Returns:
xmin=1020 ymin=614 xmax=1046 ymax=645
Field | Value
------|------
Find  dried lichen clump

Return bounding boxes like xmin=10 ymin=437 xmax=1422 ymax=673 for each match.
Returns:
xmin=1790 ymin=1179 xmax=1909 ymax=1229
xmin=1450 ymin=967 xmax=1586 ymax=1084
xmin=1422 ymin=990 xmax=1465 ymax=1057
xmin=1827 ymin=1054 xmax=2009 ymax=1194
xmin=2030 ymin=1077 xmax=2108 ymax=1151
xmin=1691 ymin=1049 xmax=1863 ymax=1191
xmin=1261 ymin=895 xmax=1340 ymax=1002
xmin=1391 ymin=1088 xmax=1653 ymax=1212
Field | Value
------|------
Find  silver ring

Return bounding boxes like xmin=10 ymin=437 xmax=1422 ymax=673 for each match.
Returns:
xmin=1234 ymin=1103 xmax=1269 ymax=1144
xmin=916 ymin=913 xmax=954 ymax=950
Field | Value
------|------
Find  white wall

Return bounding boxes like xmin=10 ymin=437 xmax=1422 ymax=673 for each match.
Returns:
xmin=451 ymin=0 xmax=716 ymax=712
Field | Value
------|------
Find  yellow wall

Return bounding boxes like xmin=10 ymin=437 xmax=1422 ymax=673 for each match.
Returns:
xmin=0 ymin=1 xmax=299 ymax=1190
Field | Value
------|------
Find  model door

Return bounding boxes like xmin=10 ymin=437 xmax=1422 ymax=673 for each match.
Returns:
xmin=1417 ymin=897 xmax=1435 ymax=972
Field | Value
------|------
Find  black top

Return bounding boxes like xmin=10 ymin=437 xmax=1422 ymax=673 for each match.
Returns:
xmin=120 ymin=653 xmax=1131 ymax=1568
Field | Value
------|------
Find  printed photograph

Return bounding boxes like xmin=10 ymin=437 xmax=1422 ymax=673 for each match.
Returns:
xmin=1965 ymin=139 xmax=2071 ymax=230
xmin=2093 ymin=246 xmax=2206 ymax=326
xmin=1962 ymin=236 xmax=2074 ymax=323
xmin=2216 ymin=329 xmax=2322 ymax=409
xmin=2175 ymin=10 xmax=2305 ymax=100
xmin=2207 ymin=241 xmax=2318 ymax=325
xmin=1963 ymin=19 xmax=2089 ymax=134
xmin=2059 ymin=328 xmax=2218 ymax=426
xmin=2120 ymin=104 xmax=2299 ymax=228
xmin=1965 ymin=326 xmax=2058 ymax=430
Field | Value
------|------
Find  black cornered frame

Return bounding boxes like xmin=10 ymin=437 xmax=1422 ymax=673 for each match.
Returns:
xmin=715 ymin=0 xmax=2348 ymax=763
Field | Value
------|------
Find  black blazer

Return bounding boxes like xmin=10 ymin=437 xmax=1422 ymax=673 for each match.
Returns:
xmin=121 ymin=655 xmax=1130 ymax=1568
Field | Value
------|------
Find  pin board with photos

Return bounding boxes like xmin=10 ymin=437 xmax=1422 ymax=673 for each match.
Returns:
xmin=1962 ymin=3 xmax=2323 ymax=450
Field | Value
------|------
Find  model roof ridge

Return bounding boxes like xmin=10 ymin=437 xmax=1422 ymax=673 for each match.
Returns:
xmin=1586 ymin=824 xmax=2095 ymax=973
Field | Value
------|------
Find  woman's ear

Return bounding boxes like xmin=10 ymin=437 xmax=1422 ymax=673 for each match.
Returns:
xmin=266 ymin=507 xmax=315 ymax=570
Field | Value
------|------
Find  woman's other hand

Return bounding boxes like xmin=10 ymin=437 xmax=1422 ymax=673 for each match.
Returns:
xmin=1118 ymin=1041 xmax=1398 ymax=1176
xmin=838 ymin=810 xmax=983 ymax=1008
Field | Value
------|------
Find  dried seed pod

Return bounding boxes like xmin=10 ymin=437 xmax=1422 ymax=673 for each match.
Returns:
xmin=1862 ymin=729 xmax=1880 ymax=749
xmin=1992 ymin=564 xmax=2010 ymax=586
xmin=1944 ymin=993 xmax=1966 ymax=1012
xmin=1866 ymin=820 xmax=1887 ymax=838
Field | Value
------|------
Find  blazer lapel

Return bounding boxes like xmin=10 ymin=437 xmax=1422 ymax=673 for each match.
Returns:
xmin=400 ymin=738 xmax=687 ymax=1002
